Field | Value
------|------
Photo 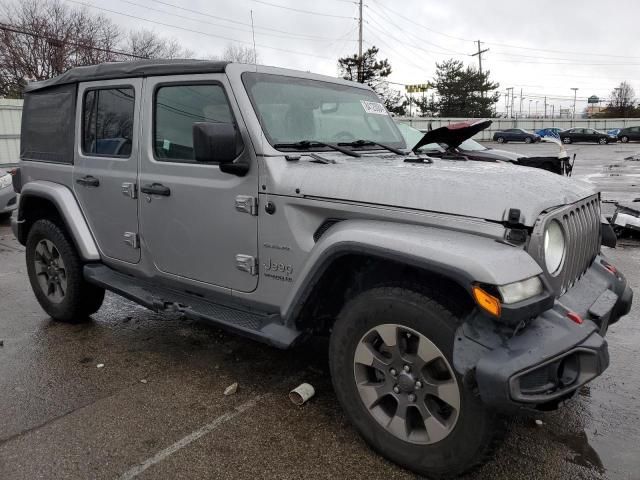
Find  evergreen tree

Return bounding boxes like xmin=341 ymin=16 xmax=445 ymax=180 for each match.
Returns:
xmin=338 ymin=46 xmax=406 ymax=115
xmin=431 ymin=59 xmax=499 ymax=117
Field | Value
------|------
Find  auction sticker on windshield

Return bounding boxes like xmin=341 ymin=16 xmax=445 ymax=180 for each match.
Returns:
xmin=361 ymin=100 xmax=387 ymax=115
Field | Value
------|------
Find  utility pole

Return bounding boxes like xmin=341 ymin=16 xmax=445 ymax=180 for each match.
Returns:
xmin=471 ymin=40 xmax=489 ymax=97
xmin=510 ymin=89 xmax=515 ymax=119
xmin=357 ymin=0 xmax=363 ymax=83
xmin=529 ymin=100 xmax=532 ymax=117
xmin=571 ymin=87 xmax=579 ymax=122
xmin=504 ymin=93 xmax=509 ymax=117
xmin=519 ymin=88 xmax=523 ymax=117
xmin=544 ymin=96 xmax=547 ymax=119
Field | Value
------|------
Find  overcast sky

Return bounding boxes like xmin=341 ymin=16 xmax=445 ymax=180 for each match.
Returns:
xmin=75 ymin=0 xmax=640 ymax=115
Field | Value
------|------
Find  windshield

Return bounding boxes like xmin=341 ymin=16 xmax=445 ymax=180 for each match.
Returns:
xmin=242 ymin=73 xmax=405 ymax=150
xmin=458 ymin=139 xmax=487 ymax=151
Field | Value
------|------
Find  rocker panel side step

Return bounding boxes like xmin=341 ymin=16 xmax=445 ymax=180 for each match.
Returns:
xmin=83 ymin=264 xmax=302 ymax=349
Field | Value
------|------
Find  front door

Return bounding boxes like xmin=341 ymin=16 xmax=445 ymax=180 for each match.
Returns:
xmin=73 ymin=79 xmax=141 ymax=263
xmin=138 ymin=75 xmax=258 ymax=293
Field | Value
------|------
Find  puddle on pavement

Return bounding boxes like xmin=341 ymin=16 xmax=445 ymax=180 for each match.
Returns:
xmin=549 ymin=429 xmax=606 ymax=473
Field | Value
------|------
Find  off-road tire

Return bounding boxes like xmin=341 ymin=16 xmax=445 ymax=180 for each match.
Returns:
xmin=329 ymin=285 xmax=504 ymax=479
xmin=620 ymin=136 xmax=629 ymax=143
xmin=26 ymin=219 xmax=104 ymax=322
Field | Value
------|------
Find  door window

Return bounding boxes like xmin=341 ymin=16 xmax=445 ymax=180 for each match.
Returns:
xmin=82 ymin=87 xmax=135 ymax=157
xmin=154 ymin=84 xmax=234 ymax=163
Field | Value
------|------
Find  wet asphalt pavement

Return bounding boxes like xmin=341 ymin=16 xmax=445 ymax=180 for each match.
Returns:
xmin=1 ymin=146 xmax=639 ymax=479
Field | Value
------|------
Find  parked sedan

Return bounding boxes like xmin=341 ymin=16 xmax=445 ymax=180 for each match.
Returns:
xmin=618 ymin=126 xmax=640 ymax=143
xmin=559 ymin=128 xmax=615 ymax=144
xmin=0 ymin=168 xmax=17 ymax=220
xmin=492 ymin=128 xmax=541 ymax=144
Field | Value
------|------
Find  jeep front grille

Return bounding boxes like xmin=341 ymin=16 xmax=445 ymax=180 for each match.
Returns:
xmin=558 ymin=197 xmax=601 ymax=293
xmin=528 ymin=194 xmax=601 ymax=296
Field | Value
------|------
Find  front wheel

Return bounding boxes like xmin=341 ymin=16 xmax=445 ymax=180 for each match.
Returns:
xmin=329 ymin=286 xmax=503 ymax=479
xmin=599 ymin=138 xmax=608 ymax=145
xmin=496 ymin=137 xmax=505 ymax=143
xmin=562 ymin=137 xmax=572 ymax=144
xmin=26 ymin=219 xmax=105 ymax=322
xmin=524 ymin=137 xmax=533 ymax=144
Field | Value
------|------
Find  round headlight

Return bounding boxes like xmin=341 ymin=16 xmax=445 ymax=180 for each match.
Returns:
xmin=544 ymin=220 xmax=565 ymax=275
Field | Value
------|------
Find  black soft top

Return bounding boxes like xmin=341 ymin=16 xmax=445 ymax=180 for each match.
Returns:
xmin=25 ymin=59 xmax=230 ymax=92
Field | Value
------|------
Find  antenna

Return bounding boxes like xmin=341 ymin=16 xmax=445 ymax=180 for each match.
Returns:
xmin=250 ymin=10 xmax=258 ymax=72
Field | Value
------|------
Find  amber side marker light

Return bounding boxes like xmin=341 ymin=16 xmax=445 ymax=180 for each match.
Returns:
xmin=472 ymin=285 xmax=501 ymax=317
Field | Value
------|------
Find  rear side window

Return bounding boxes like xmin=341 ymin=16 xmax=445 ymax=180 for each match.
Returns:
xmin=154 ymin=84 xmax=234 ymax=162
xmin=82 ymin=87 xmax=135 ymax=157
xmin=21 ymin=83 xmax=77 ymax=163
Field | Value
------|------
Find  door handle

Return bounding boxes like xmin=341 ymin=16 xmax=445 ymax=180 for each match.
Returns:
xmin=76 ymin=175 xmax=100 ymax=187
xmin=140 ymin=183 xmax=171 ymax=196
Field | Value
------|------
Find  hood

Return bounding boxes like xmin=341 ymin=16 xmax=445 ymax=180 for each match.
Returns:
xmin=413 ymin=120 xmax=492 ymax=151
xmin=266 ymin=154 xmax=595 ymax=226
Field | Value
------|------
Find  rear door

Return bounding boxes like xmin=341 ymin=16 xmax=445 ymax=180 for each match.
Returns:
xmin=571 ymin=128 xmax=584 ymax=142
xmin=73 ymin=79 xmax=141 ymax=263
xmin=583 ymin=129 xmax=596 ymax=142
xmin=632 ymin=127 xmax=640 ymax=140
xmin=138 ymin=74 xmax=258 ymax=292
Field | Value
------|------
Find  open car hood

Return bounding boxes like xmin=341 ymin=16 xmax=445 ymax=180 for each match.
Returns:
xmin=413 ymin=120 xmax=492 ymax=152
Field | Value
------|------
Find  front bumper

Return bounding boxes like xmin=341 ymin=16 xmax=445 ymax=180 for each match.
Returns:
xmin=456 ymin=255 xmax=632 ymax=410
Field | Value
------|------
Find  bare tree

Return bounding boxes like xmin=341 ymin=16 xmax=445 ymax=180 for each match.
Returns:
xmin=124 ymin=30 xmax=192 ymax=60
xmin=0 ymin=0 xmax=122 ymax=96
xmin=221 ymin=44 xmax=258 ymax=64
xmin=0 ymin=0 xmax=194 ymax=98
xmin=607 ymin=82 xmax=636 ymax=117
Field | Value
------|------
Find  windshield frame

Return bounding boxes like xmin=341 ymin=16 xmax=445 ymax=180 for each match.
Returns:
xmin=241 ymin=72 xmax=407 ymax=153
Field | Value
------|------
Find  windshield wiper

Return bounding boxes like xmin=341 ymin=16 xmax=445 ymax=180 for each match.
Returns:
xmin=273 ymin=140 xmax=360 ymax=157
xmin=337 ymin=139 xmax=406 ymax=156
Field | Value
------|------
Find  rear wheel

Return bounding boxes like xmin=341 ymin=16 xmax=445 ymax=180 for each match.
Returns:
xmin=26 ymin=219 xmax=104 ymax=322
xmin=329 ymin=285 xmax=503 ymax=479
xmin=621 ymin=136 xmax=629 ymax=143
xmin=496 ymin=136 xmax=505 ymax=143
xmin=562 ymin=137 xmax=572 ymax=144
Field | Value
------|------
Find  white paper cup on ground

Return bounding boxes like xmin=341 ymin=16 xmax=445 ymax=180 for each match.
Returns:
xmin=289 ymin=383 xmax=315 ymax=406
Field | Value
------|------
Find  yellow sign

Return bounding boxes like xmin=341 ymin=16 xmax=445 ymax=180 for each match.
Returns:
xmin=406 ymin=84 xmax=430 ymax=93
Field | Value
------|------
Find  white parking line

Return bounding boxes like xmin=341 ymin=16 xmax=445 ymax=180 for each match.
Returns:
xmin=118 ymin=394 xmax=267 ymax=480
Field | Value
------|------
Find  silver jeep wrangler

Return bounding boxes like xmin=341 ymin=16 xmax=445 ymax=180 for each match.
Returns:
xmin=11 ymin=60 xmax=633 ymax=478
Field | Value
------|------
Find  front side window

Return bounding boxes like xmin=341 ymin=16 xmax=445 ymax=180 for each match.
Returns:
xmin=242 ymin=73 xmax=405 ymax=151
xmin=154 ymin=84 xmax=234 ymax=162
xmin=82 ymin=87 xmax=135 ymax=157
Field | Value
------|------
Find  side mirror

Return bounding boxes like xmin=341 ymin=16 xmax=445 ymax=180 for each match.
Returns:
xmin=192 ymin=122 xmax=243 ymax=164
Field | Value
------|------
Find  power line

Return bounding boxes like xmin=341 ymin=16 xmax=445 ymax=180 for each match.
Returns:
xmin=369 ymin=0 xmax=640 ymax=62
xmin=366 ymin=4 xmax=467 ymax=57
xmin=251 ymin=0 xmax=356 ymax=19
xmin=0 ymin=22 xmax=147 ymax=59
xmin=62 ymin=0 xmax=333 ymax=60
xmin=116 ymin=0 xmax=355 ymax=44
xmin=368 ymin=0 xmax=473 ymax=43
xmin=148 ymin=0 xmax=352 ymax=42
